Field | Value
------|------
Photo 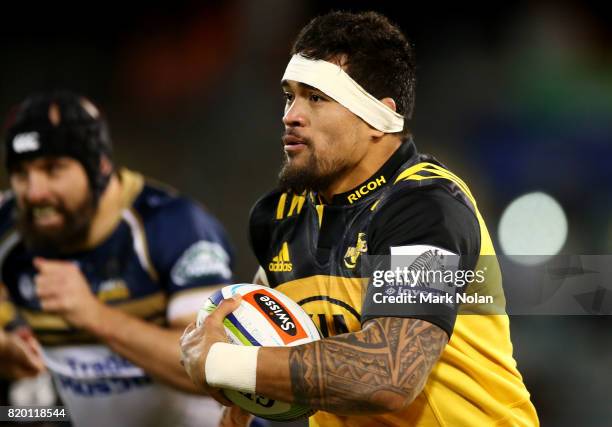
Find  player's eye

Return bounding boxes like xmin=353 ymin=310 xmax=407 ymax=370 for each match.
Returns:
xmin=45 ymin=162 xmax=60 ymax=175
xmin=283 ymin=92 xmax=294 ymax=103
xmin=45 ymin=159 xmax=68 ymax=176
xmin=309 ymin=94 xmax=323 ymax=103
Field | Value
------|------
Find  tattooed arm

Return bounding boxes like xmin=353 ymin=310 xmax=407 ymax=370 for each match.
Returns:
xmin=256 ymin=317 xmax=448 ymax=415
xmin=180 ymin=303 xmax=447 ymax=415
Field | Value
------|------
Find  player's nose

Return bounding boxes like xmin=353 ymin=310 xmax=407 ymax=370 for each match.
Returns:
xmin=282 ymin=99 xmax=307 ymax=127
xmin=24 ymin=171 xmax=52 ymax=204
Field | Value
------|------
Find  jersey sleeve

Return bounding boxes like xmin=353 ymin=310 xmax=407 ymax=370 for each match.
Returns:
xmin=146 ymin=197 xmax=235 ymax=297
xmin=361 ymin=185 xmax=481 ymax=337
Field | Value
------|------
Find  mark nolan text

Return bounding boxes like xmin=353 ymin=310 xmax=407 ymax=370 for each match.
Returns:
xmin=373 ymin=292 xmax=494 ymax=305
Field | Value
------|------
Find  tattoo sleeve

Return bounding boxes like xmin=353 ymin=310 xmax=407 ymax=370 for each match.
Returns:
xmin=288 ymin=318 xmax=448 ymax=414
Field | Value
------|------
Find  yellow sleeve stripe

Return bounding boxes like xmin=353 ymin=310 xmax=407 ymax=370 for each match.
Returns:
xmin=423 ymin=169 xmax=476 ymax=206
xmin=396 ymin=162 xmax=499 ymax=257
xmin=422 ymin=163 xmax=476 ymax=200
xmin=395 ymin=161 xmax=471 ymax=192
xmin=276 ymin=193 xmax=288 ymax=220
xmin=395 ymin=162 xmax=478 ymax=209
xmin=394 ymin=162 xmax=431 ymax=184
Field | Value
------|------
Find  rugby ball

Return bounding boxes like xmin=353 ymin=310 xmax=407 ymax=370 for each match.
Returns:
xmin=196 ymin=284 xmax=320 ymax=421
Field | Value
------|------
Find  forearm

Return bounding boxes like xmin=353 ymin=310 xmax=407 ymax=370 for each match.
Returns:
xmin=90 ymin=304 xmax=201 ymax=394
xmin=256 ymin=318 xmax=447 ymax=415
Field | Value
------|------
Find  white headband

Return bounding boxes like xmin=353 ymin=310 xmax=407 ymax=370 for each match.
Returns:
xmin=282 ymin=54 xmax=404 ymax=133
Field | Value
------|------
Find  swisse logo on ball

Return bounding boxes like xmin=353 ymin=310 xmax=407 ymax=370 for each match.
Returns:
xmin=243 ymin=289 xmax=308 ymax=345
xmin=254 ymin=293 xmax=297 ymax=336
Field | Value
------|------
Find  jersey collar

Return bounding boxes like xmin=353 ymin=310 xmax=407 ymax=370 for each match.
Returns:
xmin=317 ymin=138 xmax=417 ymax=206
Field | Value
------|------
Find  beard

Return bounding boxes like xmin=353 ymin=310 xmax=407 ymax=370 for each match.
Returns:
xmin=15 ymin=194 xmax=96 ymax=255
xmin=278 ymin=147 xmax=352 ymax=195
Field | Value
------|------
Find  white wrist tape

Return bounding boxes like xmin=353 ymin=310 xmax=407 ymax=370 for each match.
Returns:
xmin=282 ymin=54 xmax=405 ymax=133
xmin=204 ymin=342 xmax=259 ymax=394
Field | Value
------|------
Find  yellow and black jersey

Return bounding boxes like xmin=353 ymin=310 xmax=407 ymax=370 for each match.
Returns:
xmin=249 ymin=141 xmax=539 ymax=426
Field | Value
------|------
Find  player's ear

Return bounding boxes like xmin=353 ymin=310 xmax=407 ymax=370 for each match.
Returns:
xmin=380 ymin=97 xmax=397 ymax=112
xmin=100 ymin=155 xmax=113 ymax=176
xmin=370 ymin=128 xmax=385 ymax=140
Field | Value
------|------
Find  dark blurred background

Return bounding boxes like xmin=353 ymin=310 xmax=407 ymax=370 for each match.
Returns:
xmin=1 ymin=1 xmax=611 ymax=425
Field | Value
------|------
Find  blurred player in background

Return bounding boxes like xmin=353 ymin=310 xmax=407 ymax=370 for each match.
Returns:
xmin=181 ymin=11 xmax=539 ymax=427
xmin=0 ymin=91 xmax=234 ymax=426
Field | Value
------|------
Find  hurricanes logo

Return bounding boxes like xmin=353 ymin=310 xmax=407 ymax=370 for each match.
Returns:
xmin=268 ymin=242 xmax=293 ymax=272
xmin=344 ymin=232 xmax=368 ymax=269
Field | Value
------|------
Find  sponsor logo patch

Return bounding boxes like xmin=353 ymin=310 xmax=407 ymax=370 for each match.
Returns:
xmin=243 ymin=289 xmax=307 ymax=344
xmin=171 ymin=241 xmax=231 ymax=286
xmin=268 ymin=242 xmax=293 ymax=272
xmin=347 ymin=175 xmax=386 ymax=203
xmin=97 ymin=279 xmax=130 ymax=302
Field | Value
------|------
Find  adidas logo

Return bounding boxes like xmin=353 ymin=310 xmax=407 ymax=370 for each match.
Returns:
xmin=268 ymin=242 xmax=293 ymax=272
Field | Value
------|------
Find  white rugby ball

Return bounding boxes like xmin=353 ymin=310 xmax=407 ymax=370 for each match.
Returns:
xmin=197 ymin=284 xmax=320 ymax=421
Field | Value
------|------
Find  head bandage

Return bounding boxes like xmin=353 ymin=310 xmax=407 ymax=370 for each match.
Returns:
xmin=282 ymin=54 xmax=404 ymax=133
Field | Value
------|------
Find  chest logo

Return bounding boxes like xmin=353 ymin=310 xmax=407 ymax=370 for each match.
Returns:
xmin=344 ymin=232 xmax=368 ymax=269
xmin=98 ymin=279 xmax=130 ymax=302
xmin=268 ymin=242 xmax=293 ymax=272
xmin=347 ymin=175 xmax=386 ymax=203
xmin=171 ymin=241 xmax=232 ymax=286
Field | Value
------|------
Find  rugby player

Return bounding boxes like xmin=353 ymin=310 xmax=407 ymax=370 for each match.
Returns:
xmin=181 ymin=11 xmax=539 ymax=427
xmin=0 ymin=91 xmax=234 ymax=426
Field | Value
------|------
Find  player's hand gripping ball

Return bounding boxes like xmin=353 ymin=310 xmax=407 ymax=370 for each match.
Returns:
xmin=197 ymin=284 xmax=321 ymax=421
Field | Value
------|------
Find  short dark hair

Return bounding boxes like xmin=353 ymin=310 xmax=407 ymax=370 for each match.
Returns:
xmin=292 ymin=11 xmax=416 ymax=137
